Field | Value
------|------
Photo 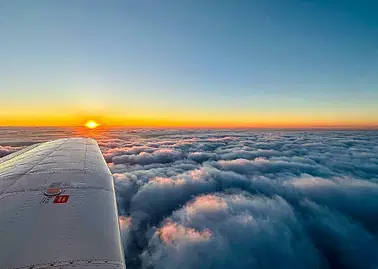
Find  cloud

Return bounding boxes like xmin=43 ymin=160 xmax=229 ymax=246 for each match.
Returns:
xmin=112 ymin=149 xmax=183 ymax=165
xmin=107 ymin=130 xmax=378 ymax=269
xmin=299 ymin=200 xmax=378 ymax=269
xmin=0 ymin=145 xmax=19 ymax=158
xmin=188 ymin=152 xmax=218 ymax=163
xmin=142 ymin=194 xmax=321 ymax=269
xmin=215 ymin=157 xmax=333 ymax=177
xmin=157 ymin=221 xmax=212 ymax=245
xmin=2 ymin=128 xmax=378 ymax=269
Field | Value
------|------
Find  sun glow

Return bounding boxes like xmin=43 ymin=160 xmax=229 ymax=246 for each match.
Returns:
xmin=85 ymin=120 xmax=100 ymax=129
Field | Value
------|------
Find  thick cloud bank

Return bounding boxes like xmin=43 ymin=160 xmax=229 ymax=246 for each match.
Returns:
xmin=107 ymin=130 xmax=378 ymax=269
xmin=1 ymin=128 xmax=378 ymax=269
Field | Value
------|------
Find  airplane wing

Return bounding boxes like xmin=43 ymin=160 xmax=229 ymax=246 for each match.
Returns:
xmin=0 ymin=138 xmax=126 ymax=269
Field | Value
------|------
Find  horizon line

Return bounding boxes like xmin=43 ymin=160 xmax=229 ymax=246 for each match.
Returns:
xmin=1 ymin=125 xmax=377 ymax=131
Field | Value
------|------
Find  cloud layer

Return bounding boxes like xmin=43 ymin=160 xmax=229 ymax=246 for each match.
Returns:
xmin=1 ymin=128 xmax=378 ymax=269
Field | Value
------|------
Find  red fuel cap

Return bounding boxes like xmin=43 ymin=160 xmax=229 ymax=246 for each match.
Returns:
xmin=44 ymin=187 xmax=62 ymax=196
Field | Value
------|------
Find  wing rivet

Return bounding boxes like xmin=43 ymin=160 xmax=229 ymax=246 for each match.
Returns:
xmin=44 ymin=187 xmax=62 ymax=196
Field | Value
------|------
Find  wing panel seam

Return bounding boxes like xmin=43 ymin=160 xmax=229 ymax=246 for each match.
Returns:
xmin=0 ymin=187 xmax=114 ymax=200
xmin=7 ymin=258 xmax=125 ymax=269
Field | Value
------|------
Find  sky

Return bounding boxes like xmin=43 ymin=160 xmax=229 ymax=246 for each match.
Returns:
xmin=0 ymin=0 xmax=377 ymax=128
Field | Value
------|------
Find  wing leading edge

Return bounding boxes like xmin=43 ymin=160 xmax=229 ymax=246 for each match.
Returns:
xmin=0 ymin=138 xmax=126 ymax=269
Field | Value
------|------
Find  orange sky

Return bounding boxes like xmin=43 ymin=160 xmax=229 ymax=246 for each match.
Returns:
xmin=1 ymin=111 xmax=377 ymax=129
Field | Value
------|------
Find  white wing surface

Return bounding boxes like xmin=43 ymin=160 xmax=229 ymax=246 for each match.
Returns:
xmin=0 ymin=138 xmax=126 ymax=269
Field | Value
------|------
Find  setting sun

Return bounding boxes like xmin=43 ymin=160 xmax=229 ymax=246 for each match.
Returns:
xmin=85 ymin=120 xmax=100 ymax=129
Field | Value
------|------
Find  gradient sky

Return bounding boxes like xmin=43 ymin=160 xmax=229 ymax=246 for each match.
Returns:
xmin=0 ymin=0 xmax=377 ymax=128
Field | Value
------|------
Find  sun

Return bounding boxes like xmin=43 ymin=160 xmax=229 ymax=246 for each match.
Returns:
xmin=85 ymin=120 xmax=100 ymax=129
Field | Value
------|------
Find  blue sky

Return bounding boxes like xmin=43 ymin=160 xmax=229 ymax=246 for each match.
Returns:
xmin=0 ymin=0 xmax=377 ymax=127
